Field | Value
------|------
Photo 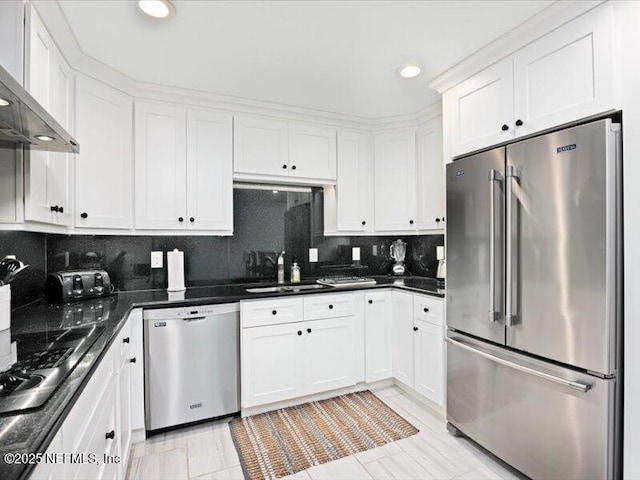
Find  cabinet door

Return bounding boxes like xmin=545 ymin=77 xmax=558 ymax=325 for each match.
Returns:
xmin=186 ymin=109 xmax=233 ymax=231
xmin=414 ymin=320 xmax=444 ymax=407
xmin=336 ymin=131 xmax=373 ymax=232
xmin=233 ymin=116 xmax=288 ymax=177
xmin=242 ymin=323 xmax=305 ymax=407
xmin=447 ymin=58 xmax=514 ymax=157
xmin=118 ymin=359 xmax=132 ymax=475
xmin=513 ymin=6 xmax=614 ymax=136
xmin=374 ymin=130 xmax=417 ymax=231
xmin=75 ymin=77 xmax=133 ymax=229
xmin=365 ymin=291 xmax=393 ymax=382
xmin=416 ymin=120 xmax=444 ymax=231
xmin=134 ymin=101 xmax=187 ymax=229
xmin=289 ymin=123 xmax=336 ymax=181
xmin=392 ymin=291 xmax=414 ymax=388
xmin=304 ymin=316 xmax=356 ymax=395
xmin=27 ymin=6 xmax=52 ymax=110
xmin=29 ymin=430 xmax=65 ymax=480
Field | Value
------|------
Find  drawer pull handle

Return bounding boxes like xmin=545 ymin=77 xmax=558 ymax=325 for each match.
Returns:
xmin=80 ymin=212 xmax=88 ymax=219
xmin=129 ymin=357 xmax=137 ymax=363
xmin=105 ymin=430 xmax=115 ymax=440
xmin=328 ymin=304 xmax=334 ymax=309
xmin=423 ymin=307 xmax=429 ymax=313
xmin=413 ymin=326 xmax=419 ymax=332
xmin=368 ymin=299 xmax=373 ymax=304
xmin=307 ymin=328 xmax=312 ymax=333
xmin=297 ymin=330 xmax=302 ymax=336
xmin=122 ymin=337 xmax=130 ymax=344
xmin=272 ymin=310 xmax=277 ymax=315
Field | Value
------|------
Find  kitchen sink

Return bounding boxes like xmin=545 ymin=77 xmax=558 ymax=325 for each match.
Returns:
xmin=245 ymin=284 xmax=326 ymax=293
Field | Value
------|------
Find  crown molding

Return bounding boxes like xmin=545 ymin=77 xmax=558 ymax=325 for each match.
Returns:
xmin=429 ymin=0 xmax=607 ymax=94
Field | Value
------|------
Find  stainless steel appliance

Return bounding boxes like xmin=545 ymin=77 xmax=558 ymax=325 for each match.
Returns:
xmin=144 ymin=304 xmax=240 ymax=432
xmin=45 ymin=270 xmax=114 ymax=302
xmin=446 ymin=119 xmax=622 ymax=480
xmin=389 ymin=239 xmax=407 ymax=275
xmin=0 ymin=325 xmax=105 ymax=414
xmin=316 ymin=276 xmax=377 ymax=287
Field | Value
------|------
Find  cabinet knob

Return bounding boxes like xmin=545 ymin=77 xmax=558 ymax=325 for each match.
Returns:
xmin=282 ymin=164 xmax=288 ymax=169
xmin=413 ymin=326 xmax=419 ymax=332
xmin=435 ymin=218 xmax=441 ymax=223
xmin=361 ymin=221 xmax=366 ymax=226
xmin=515 ymin=119 xmax=524 ymax=127
xmin=291 ymin=165 xmax=297 ymax=170
xmin=50 ymin=205 xmax=59 ymax=212
xmin=297 ymin=330 xmax=302 ymax=336
xmin=189 ymin=217 xmax=195 ymax=223
xmin=423 ymin=307 xmax=429 ymax=313
xmin=122 ymin=337 xmax=130 ymax=344
xmin=178 ymin=217 xmax=184 ymax=222
xmin=368 ymin=299 xmax=373 ymax=304
xmin=129 ymin=357 xmax=137 ymax=363
xmin=58 ymin=206 xmax=64 ymax=213
xmin=80 ymin=212 xmax=88 ymax=219
xmin=501 ymin=124 xmax=509 ymax=131
xmin=409 ymin=220 xmax=414 ymax=225
xmin=307 ymin=328 xmax=312 ymax=333
xmin=442 ymin=217 xmax=445 ymax=222
xmin=105 ymin=430 xmax=115 ymax=440
xmin=328 ymin=304 xmax=334 ymax=309
xmin=272 ymin=310 xmax=277 ymax=315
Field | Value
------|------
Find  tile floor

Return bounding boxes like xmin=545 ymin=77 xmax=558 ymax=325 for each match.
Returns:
xmin=127 ymin=386 xmax=525 ymax=480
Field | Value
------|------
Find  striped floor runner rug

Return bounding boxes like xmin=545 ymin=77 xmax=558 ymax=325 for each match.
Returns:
xmin=229 ymin=390 xmax=419 ymax=480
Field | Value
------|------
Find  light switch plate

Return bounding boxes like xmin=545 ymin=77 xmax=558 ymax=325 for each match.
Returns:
xmin=352 ymin=247 xmax=361 ymax=261
xmin=309 ymin=248 xmax=318 ymax=263
xmin=151 ymin=251 xmax=163 ymax=269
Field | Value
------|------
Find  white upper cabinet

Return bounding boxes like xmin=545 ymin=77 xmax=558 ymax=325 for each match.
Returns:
xmin=135 ymin=101 xmax=233 ymax=232
xmin=289 ymin=123 xmax=336 ymax=181
xmin=512 ymin=6 xmax=614 ymax=136
xmin=233 ymin=115 xmax=289 ymax=177
xmin=445 ymin=58 xmax=514 ymax=157
xmin=335 ymin=131 xmax=374 ymax=232
xmin=24 ymin=6 xmax=73 ymax=227
xmin=135 ymin=101 xmax=187 ymax=230
xmin=234 ymin=115 xmax=336 ymax=183
xmin=186 ymin=109 xmax=233 ymax=231
xmin=374 ymin=129 xmax=417 ymax=232
xmin=75 ymin=77 xmax=133 ymax=229
xmin=416 ymin=119 xmax=444 ymax=231
xmin=444 ymin=5 xmax=615 ymax=159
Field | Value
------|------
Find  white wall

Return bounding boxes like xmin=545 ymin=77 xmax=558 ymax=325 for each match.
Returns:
xmin=614 ymin=1 xmax=640 ymax=478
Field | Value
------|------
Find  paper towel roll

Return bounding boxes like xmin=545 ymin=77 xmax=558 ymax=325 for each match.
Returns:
xmin=0 ymin=285 xmax=10 ymax=331
xmin=167 ymin=249 xmax=186 ymax=292
xmin=436 ymin=246 xmax=445 ymax=260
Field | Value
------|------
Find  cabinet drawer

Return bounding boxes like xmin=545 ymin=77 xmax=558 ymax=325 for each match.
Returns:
xmin=241 ymin=298 xmax=303 ymax=328
xmin=413 ymin=295 xmax=444 ymax=326
xmin=303 ymin=293 xmax=356 ymax=320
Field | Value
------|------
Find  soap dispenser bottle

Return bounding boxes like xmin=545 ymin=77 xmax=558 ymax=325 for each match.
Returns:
xmin=291 ymin=259 xmax=301 ymax=283
xmin=277 ymin=251 xmax=285 ymax=284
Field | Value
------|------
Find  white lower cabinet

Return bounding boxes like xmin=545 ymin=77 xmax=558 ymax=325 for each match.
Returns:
xmin=29 ymin=312 xmax=141 ymax=480
xmin=392 ymin=291 xmax=414 ymax=387
xmin=364 ymin=291 xmax=393 ymax=382
xmin=414 ymin=320 xmax=444 ymax=405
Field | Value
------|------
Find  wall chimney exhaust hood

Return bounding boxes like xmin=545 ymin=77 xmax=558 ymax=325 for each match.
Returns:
xmin=0 ymin=64 xmax=79 ymax=154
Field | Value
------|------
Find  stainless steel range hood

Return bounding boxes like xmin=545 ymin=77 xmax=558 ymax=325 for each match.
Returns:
xmin=0 ymin=64 xmax=79 ymax=153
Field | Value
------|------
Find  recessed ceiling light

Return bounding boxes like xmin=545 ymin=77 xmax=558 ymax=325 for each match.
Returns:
xmin=138 ymin=0 xmax=175 ymax=19
xmin=0 ymin=98 xmax=11 ymax=107
xmin=35 ymin=135 xmax=55 ymax=142
xmin=399 ymin=65 xmax=421 ymax=79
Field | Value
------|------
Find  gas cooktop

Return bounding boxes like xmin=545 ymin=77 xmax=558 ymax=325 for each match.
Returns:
xmin=0 ymin=326 xmax=105 ymax=415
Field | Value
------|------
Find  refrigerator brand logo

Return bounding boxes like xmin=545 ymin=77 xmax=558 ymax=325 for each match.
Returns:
xmin=455 ymin=170 xmax=465 ymax=177
xmin=557 ymin=143 xmax=577 ymax=154
xmin=154 ymin=321 xmax=167 ymax=327
xmin=190 ymin=403 xmax=202 ymax=409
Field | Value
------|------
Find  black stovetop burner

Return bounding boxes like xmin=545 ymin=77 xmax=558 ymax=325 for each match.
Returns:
xmin=0 ymin=326 xmax=105 ymax=415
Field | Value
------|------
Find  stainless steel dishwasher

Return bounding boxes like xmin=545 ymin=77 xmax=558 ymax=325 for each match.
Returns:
xmin=144 ymin=303 xmax=240 ymax=432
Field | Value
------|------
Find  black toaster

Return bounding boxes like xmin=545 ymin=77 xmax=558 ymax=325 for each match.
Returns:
xmin=45 ymin=270 xmax=114 ymax=302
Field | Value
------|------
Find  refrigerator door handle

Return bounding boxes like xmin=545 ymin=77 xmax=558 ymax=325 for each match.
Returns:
xmin=505 ymin=165 xmax=518 ymax=326
xmin=489 ymin=169 xmax=501 ymax=322
xmin=445 ymin=337 xmax=592 ymax=392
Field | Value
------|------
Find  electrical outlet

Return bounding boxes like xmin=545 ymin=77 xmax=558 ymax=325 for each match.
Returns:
xmin=352 ymin=247 xmax=361 ymax=262
xmin=309 ymin=248 xmax=318 ymax=263
xmin=151 ymin=251 xmax=163 ymax=269
xmin=372 ymin=245 xmax=378 ymax=256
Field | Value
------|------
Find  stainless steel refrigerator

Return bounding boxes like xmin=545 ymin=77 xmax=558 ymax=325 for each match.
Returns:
xmin=445 ymin=118 xmax=622 ymax=480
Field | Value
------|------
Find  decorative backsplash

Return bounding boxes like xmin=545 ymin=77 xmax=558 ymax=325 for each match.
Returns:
xmin=1 ymin=189 xmax=444 ymax=308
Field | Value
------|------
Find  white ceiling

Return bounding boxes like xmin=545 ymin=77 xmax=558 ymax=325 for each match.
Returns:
xmin=58 ymin=0 xmax=554 ymax=119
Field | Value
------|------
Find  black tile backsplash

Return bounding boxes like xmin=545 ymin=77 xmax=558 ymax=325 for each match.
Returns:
xmin=2 ymin=189 xmax=444 ymax=307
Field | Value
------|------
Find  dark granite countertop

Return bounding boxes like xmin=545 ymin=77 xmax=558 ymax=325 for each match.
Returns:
xmin=1 ymin=276 xmax=444 ymax=479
